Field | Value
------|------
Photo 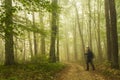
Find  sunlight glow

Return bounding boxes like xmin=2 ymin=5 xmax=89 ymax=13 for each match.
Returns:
xmin=76 ymin=2 xmax=82 ymax=14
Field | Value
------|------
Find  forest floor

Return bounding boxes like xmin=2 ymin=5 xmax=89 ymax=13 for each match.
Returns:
xmin=0 ymin=62 xmax=119 ymax=80
xmin=54 ymin=63 xmax=116 ymax=80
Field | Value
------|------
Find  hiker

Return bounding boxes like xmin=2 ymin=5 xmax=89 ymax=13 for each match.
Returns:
xmin=85 ymin=47 xmax=95 ymax=71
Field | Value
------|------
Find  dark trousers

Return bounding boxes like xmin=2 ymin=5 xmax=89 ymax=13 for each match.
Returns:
xmin=86 ymin=60 xmax=95 ymax=70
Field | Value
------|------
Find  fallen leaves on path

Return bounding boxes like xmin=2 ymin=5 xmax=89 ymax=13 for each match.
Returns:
xmin=55 ymin=63 xmax=107 ymax=80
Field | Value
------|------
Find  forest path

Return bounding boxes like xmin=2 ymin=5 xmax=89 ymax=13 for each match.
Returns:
xmin=55 ymin=63 xmax=107 ymax=80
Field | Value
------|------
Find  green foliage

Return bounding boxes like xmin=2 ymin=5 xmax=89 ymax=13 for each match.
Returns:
xmin=0 ymin=62 xmax=65 ymax=80
xmin=0 ymin=4 xmax=5 ymax=37
xmin=18 ymin=0 xmax=52 ymax=12
xmin=0 ymin=0 xmax=52 ymax=39
xmin=97 ymin=61 xmax=120 ymax=79
xmin=31 ymin=55 xmax=49 ymax=64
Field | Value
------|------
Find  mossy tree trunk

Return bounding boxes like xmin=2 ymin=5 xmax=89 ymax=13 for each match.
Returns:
xmin=49 ymin=0 xmax=58 ymax=62
xmin=4 ymin=0 xmax=15 ymax=65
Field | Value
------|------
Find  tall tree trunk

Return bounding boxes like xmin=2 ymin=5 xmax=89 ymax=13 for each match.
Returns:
xmin=109 ymin=0 xmax=119 ymax=69
xmin=65 ymin=25 xmax=70 ymax=61
xmin=104 ymin=0 xmax=112 ymax=62
xmin=14 ymin=38 xmax=18 ymax=62
xmin=49 ymin=0 xmax=58 ymax=62
xmin=97 ymin=0 xmax=103 ymax=61
xmin=73 ymin=19 xmax=78 ymax=61
xmin=93 ymin=0 xmax=98 ymax=59
xmin=39 ymin=12 xmax=46 ymax=55
xmin=28 ymin=32 xmax=34 ymax=58
xmin=4 ymin=0 xmax=15 ymax=65
xmin=88 ymin=0 xmax=92 ymax=49
xmin=56 ymin=0 xmax=60 ymax=61
xmin=56 ymin=18 xmax=59 ymax=62
xmin=75 ymin=3 xmax=86 ymax=68
xmin=75 ymin=4 xmax=85 ymax=54
xmin=32 ymin=11 xmax=37 ymax=56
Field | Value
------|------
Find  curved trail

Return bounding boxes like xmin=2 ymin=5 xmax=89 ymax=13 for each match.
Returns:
xmin=55 ymin=63 xmax=106 ymax=80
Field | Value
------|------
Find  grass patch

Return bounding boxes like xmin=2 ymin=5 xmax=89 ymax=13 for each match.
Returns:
xmin=0 ymin=62 xmax=65 ymax=80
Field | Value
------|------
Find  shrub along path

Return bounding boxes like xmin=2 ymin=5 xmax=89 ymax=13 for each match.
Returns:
xmin=55 ymin=63 xmax=110 ymax=80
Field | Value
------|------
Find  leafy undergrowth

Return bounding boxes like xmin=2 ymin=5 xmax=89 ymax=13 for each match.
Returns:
xmin=96 ymin=62 xmax=120 ymax=80
xmin=0 ymin=62 xmax=65 ymax=80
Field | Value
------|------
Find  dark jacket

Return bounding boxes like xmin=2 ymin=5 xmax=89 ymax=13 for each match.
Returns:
xmin=85 ymin=50 xmax=94 ymax=62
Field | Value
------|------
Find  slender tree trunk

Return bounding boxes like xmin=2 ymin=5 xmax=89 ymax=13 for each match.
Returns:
xmin=56 ymin=19 xmax=59 ymax=62
xmin=104 ymin=0 xmax=112 ymax=62
xmin=0 ymin=39 xmax=4 ymax=64
xmin=4 ymin=0 xmax=15 ymax=65
xmin=97 ymin=0 xmax=103 ymax=61
xmin=56 ymin=34 xmax=59 ymax=61
xmin=49 ymin=0 xmax=58 ymax=62
xmin=93 ymin=0 xmax=99 ymax=59
xmin=28 ymin=32 xmax=34 ymax=58
xmin=109 ymin=0 xmax=119 ymax=69
xmin=14 ymin=38 xmax=18 ymax=62
xmin=56 ymin=0 xmax=60 ymax=61
xmin=32 ymin=11 xmax=37 ymax=56
xmin=73 ymin=19 xmax=78 ymax=61
xmin=88 ymin=0 xmax=92 ymax=49
xmin=75 ymin=4 xmax=86 ymax=68
xmin=64 ymin=24 xmax=70 ymax=61
xmin=75 ymin=4 xmax=85 ymax=54
xmin=39 ymin=12 xmax=46 ymax=55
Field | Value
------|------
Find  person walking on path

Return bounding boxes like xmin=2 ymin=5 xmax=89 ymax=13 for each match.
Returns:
xmin=85 ymin=47 xmax=95 ymax=71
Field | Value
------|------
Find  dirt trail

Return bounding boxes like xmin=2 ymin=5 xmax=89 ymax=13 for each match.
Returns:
xmin=55 ymin=63 xmax=106 ymax=80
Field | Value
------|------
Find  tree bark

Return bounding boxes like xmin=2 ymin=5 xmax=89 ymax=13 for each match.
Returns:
xmin=75 ymin=4 xmax=85 ymax=54
xmin=73 ymin=18 xmax=78 ymax=61
xmin=56 ymin=18 xmax=59 ymax=62
xmin=28 ymin=32 xmax=34 ymax=58
xmin=32 ymin=11 xmax=37 ymax=56
xmin=88 ymin=0 xmax=92 ymax=49
xmin=49 ymin=0 xmax=58 ymax=62
xmin=109 ymin=0 xmax=119 ymax=69
xmin=65 ymin=26 xmax=70 ymax=61
xmin=104 ymin=0 xmax=112 ymax=62
xmin=4 ymin=0 xmax=15 ymax=65
xmin=97 ymin=0 xmax=103 ymax=61
xmin=56 ymin=0 xmax=60 ymax=62
xmin=39 ymin=12 xmax=46 ymax=55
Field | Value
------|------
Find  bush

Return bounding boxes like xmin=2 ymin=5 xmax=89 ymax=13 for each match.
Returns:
xmin=30 ymin=55 xmax=49 ymax=64
xmin=0 ymin=61 xmax=65 ymax=80
xmin=97 ymin=61 xmax=120 ymax=80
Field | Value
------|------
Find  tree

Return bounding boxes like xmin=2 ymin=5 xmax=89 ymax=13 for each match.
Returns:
xmin=39 ymin=12 xmax=46 ymax=55
xmin=74 ymin=3 xmax=85 ymax=55
xmin=49 ymin=0 xmax=58 ymax=62
xmin=104 ymin=0 xmax=112 ymax=62
xmin=73 ymin=19 xmax=78 ymax=61
xmin=56 ymin=13 xmax=60 ymax=62
xmin=97 ymin=0 xmax=103 ymax=61
xmin=32 ymin=11 xmax=38 ymax=56
xmin=109 ymin=0 xmax=119 ymax=69
xmin=88 ymin=0 xmax=92 ymax=49
xmin=4 ymin=0 xmax=15 ymax=65
xmin=105 ymin=0 xmax=119 ymax=69
xmin=65 ymin=26 xmax=70 ymax=61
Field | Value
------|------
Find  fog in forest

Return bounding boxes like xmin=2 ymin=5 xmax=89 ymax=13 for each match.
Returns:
xmin=0 ymin=0 xmax=120 ymax=80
